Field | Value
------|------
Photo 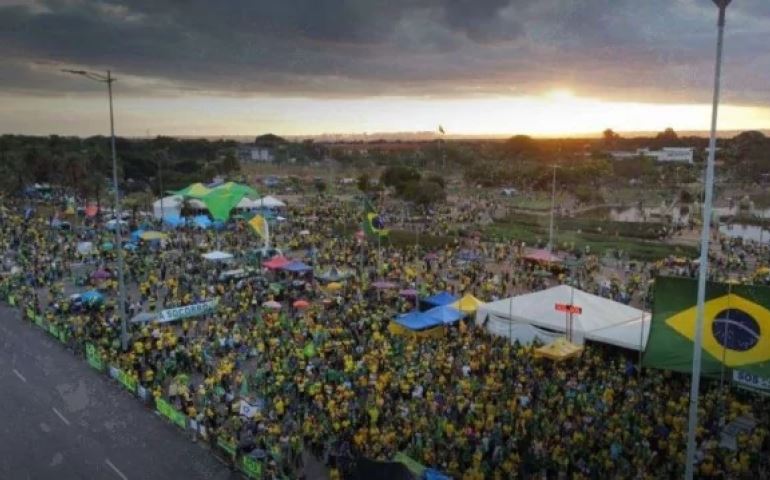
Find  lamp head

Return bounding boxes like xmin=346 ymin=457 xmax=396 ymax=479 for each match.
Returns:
xmin=712 ymin=0 xmax=731 ymax=8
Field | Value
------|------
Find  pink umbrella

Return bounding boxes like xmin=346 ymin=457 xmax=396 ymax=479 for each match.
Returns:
xmin=262 ymin=300 xmax=281 ymax=310
xmin=263 ymin=255 xmax=291 ymax=270
xmin=293 ymin=299 xmax=310 ymax=309
xmin=90 ymin=269 xmax=111 ymax=280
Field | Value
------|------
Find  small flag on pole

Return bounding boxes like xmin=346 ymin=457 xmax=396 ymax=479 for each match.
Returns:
xmin=438 ymin=125 xmax=445 ymax=135
xmin=363 ymin=199 xmax=388 ymax=238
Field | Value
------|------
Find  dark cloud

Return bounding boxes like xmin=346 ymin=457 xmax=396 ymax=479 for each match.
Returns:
xmin=0 ymin=0 xmax=767 ymax=105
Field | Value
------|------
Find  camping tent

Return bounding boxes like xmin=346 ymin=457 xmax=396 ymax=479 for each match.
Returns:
xmin=422 ymin=291 xmax=459 ymax=308
xmin=475 ymin=285 xmax=650 ymax=351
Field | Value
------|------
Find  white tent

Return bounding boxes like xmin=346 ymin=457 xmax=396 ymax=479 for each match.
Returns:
xmin=257 ymin=195 xmax=286 ymax=208
xmin=201 ymin=250 xmax=234 ymax=261
xmin=235 ymin=197 xmax=256 ymax=210
xmin=153 ymin=196 xmax=208 ymax=219
xmin=475 ymin=285 xmax=650 ymax=351
xmin=153 ymin=195 xmax=183 ymax=219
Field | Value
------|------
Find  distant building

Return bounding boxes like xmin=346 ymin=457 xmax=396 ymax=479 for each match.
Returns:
xmin=238 ymin=146 xmax=275 ymax=163
xmin=609 ymin=147 xmax=694 ymax=164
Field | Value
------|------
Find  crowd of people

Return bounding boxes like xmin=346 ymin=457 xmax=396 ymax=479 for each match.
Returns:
xmin=0 ymin=189 xmax=768 ymax=479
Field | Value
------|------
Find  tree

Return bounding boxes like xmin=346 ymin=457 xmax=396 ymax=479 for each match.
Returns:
xmin=220 ymin=151 xmax=240 ymax=173
xmin=603 ymin=128 xmax=621 ymax=148
xmin=402 ymin=179 xmax=446 ymax=206
xmin=679 ymin=189 xmax=694 ymax=204
xmin=656 ymin=127 xmax=679 ymax=142
xmin=357 ymin=173 xmax=371 ymax=192
xmin=381 ymin=165 xmax=421 ymax=195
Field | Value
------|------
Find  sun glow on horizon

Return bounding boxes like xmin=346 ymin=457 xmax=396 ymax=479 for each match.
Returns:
xmin=2 ymin=91 xmax=770 ymax=137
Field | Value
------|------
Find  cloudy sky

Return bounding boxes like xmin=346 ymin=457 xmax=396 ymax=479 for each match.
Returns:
xmin=1 ymin=0 xmax=769 ymax=137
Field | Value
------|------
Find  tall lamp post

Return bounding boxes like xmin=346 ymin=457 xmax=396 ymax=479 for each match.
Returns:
xmin=63 ymin=69 xmax=129 ymax=351
xmin=685 ymin=1 xmax=731 ymax=479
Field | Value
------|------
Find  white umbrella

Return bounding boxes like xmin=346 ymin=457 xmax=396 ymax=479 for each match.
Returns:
xmin=202 ymin=250 xmax=234 ymax=261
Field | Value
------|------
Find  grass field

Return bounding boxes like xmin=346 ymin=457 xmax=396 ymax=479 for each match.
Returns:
xmin=486 ymin=216 xmax=697 ymax=261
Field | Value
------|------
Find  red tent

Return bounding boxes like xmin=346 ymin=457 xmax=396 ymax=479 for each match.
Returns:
xmin=263 ymin=255 xmax=291 ymax=270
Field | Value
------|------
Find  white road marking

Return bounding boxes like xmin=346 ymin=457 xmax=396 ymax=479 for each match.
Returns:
xmin=12 ymin=368 xmax=27 ymax=383
xmin=105 ymin=459 xmax=128 ymax=480
xmin=52 ymin=407 xmax=70 ymax=426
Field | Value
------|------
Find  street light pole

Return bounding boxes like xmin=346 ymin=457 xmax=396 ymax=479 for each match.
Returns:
xmin=685 ymin=2 xmax=730 ymax=479
xmin=63 ymin=69 xmax=129 ymax=351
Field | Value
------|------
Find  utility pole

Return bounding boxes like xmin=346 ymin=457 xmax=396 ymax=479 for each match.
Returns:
xmin=63 ymin=69 xmax=129 ymax=351
xmin=685 ymin=2 xmax=731 ymax=479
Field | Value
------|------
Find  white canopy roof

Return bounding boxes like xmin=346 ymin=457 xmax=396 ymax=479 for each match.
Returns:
xmin=257 ymin=195 xmax=286 ymax=208
xmin=475 ymin=285 xmax=650 ymax=351
xmin=235 ymin=197 xmax=256 ymax=209
xmin=152 ymin=195 xmax=207 ymax=219
xmin=201 ymin=250 xmax=234 ymax=261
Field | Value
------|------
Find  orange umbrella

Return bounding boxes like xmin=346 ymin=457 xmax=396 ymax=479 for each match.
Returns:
xmin=293 ymin=299 xmax=310 ymax=309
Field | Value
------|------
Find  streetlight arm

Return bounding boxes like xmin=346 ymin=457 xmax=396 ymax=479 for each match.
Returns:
xmin=61 ymin=69 xmax=113 ymax=83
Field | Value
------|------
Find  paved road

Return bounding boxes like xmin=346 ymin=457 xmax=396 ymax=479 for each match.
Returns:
xmin=0 ymin=305 xmax=238 ymax=480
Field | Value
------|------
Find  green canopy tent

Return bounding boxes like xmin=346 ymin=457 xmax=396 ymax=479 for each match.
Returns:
xmin=172 ymin=182 xmax=211 ymax=198
xmin=175 ymin=182 xmax=259 ymax=222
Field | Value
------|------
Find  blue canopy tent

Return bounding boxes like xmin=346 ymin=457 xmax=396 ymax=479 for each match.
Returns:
xmin=163 ymin=214 xmax=185 ymax=228
xmin=130 ymin=229 xmax=144 ymax=242
xmin=395 ymin=311 xmax=443 ymax=331
xmin=80 ymin=290 xmax=104 ymax=307
xmin=423 ymin=305 xmax=464 ymax=325
xmin=423 ymin=469 xmax=452 ymax=480
xmin=193 ymin=214 xmax=212 ymax=229
xmin=422 ymin=291 xmax=459 ymax=309
xmin=282 ymin=261 xmax=313 ymax=273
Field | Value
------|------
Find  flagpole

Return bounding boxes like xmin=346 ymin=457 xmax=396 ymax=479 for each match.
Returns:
xmin=685 ymin=2 xmax=730 ymax=479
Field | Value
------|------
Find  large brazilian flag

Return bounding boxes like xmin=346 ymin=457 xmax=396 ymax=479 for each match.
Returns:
xmin=644 ymin=276 xmax=770 ymax=377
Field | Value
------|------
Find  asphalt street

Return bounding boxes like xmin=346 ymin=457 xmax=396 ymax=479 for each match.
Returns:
xmin=0 ymin=304 xmax=238 ymax=480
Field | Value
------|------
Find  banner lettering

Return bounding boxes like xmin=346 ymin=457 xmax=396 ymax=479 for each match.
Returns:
xmin=155 ymin=299 xmax=219 ymax=323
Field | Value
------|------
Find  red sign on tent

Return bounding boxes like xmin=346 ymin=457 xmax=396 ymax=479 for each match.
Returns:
xmin=555 ymin=303 xmax=582 ymax=315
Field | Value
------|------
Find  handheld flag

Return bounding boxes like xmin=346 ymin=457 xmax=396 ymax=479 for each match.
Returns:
xmin=362 ymin=199 xmax=388 ymax=238
xmin=644 ymin=277 xmax=770 ymax=377
xmin=248 ymin=214 xmax=269 ymax=244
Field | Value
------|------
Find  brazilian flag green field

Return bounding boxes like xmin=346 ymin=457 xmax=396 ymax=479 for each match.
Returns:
xmin=644 ymin=276 xmax=770 ymax=377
